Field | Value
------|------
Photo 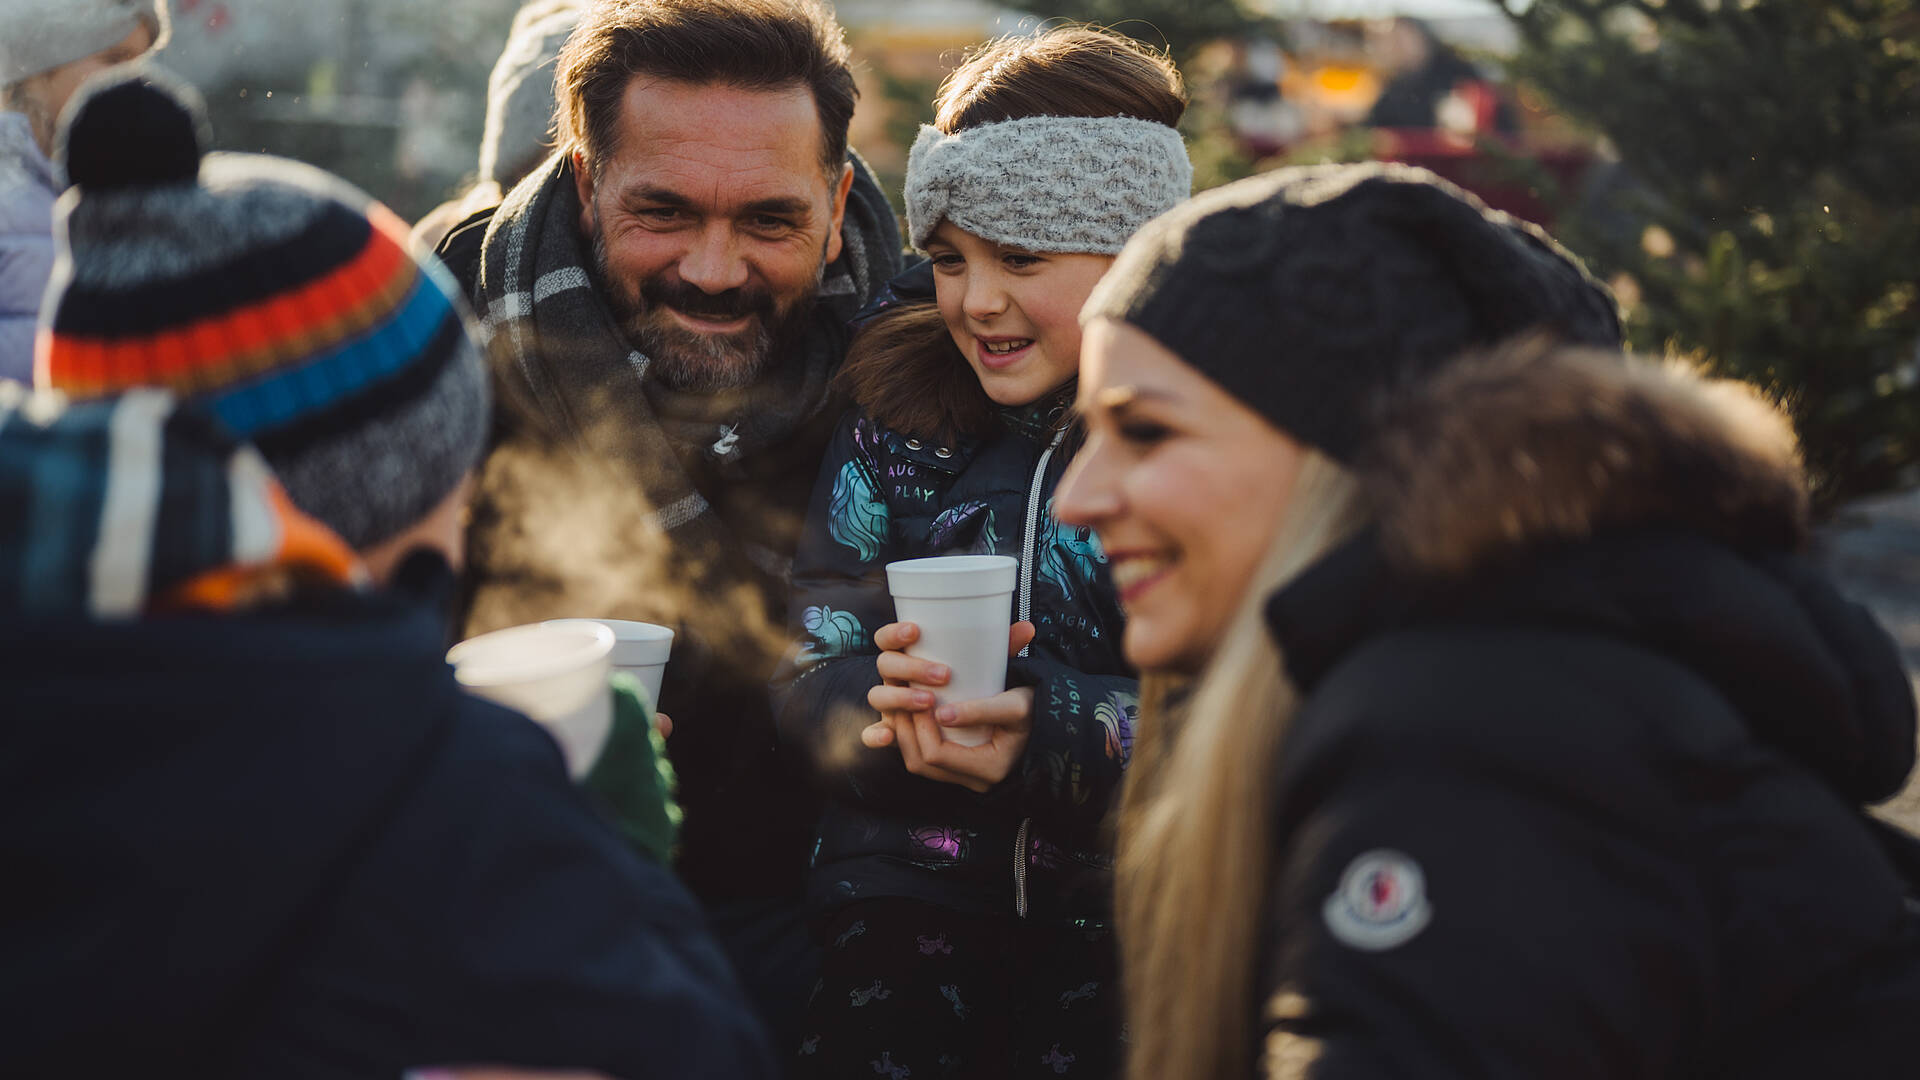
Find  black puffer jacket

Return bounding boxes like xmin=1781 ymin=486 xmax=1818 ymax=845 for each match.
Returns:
xmin=772 ymin=392 xmax=1137 ymax=928
xmin=1252 ymin=346 xmax=1920 ymax=1078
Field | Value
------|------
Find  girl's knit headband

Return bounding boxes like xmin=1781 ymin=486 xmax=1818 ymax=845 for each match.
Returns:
xmin=904 ymin=115 xmax=1194 ymax=255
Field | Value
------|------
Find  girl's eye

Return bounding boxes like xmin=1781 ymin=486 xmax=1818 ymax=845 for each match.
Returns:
xmin=929 ymin=253 xmax=965 ymax=271
xmin=1118 ymin=421 xmax=1170 ymax=446
xmin=1003 ymin=254 xmax=1040 ymax=270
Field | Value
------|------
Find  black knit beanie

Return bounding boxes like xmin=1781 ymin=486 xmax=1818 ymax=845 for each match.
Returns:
xmin=1081 ymin=162 xmax=1621 ymax=462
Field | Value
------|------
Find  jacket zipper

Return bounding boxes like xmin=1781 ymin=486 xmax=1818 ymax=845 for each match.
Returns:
xmin=1014 ymin=817 xmax=1031 ymax=918
xmin=1013 ymin=427 xmax=1063 ymax=919
xmin=1018 ymin=427 xmax=1067 ymax=656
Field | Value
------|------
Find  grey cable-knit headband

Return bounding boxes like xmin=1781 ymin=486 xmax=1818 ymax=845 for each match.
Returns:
xmin=905 ymin=115 xmax=1193 ymax=255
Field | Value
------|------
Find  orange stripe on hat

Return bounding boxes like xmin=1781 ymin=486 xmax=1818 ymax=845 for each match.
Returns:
xmin=157 ymin=480 xmax=367 ymax=612
xmin=43 ymin=228 xmax=418 ymax=401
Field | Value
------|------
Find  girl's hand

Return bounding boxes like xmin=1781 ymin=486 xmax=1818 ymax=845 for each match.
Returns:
xmin=863 ymin=622 xmax=1037 ymax=793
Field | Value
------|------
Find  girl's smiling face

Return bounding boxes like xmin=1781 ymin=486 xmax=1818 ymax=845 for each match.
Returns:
xmin=926 ymin=222 xmax=1115 ymax=407
xmin=1054 ymin=318 xmax=1309 ymax=674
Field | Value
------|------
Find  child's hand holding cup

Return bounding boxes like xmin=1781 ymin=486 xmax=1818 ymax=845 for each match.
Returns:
xmin=880 ymin=555 xmax=1020 ymax=747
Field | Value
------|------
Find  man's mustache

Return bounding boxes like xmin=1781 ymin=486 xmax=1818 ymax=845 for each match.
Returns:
xmin=639 ymin=276 xmax=777 ymax=325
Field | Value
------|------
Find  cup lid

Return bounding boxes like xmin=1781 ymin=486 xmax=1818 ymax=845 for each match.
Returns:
xmin=545 ymin=618 xmax=674 ymax=644
xmin=886 ymin=554 xmax=1019 ymax=599
xmin=447 ymin=621 xmax=615 ymax=687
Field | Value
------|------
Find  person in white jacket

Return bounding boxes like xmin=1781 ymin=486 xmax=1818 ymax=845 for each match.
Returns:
xmin=0 ymin=0 xmax=166 ymax=381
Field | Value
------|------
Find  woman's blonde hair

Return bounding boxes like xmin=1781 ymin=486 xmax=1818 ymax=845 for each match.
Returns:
xmin=1116 ymin=449 xmax=1371 ymax=1080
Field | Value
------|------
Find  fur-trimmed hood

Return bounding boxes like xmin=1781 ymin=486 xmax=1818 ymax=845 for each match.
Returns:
xmin=1359 ymin=336 xmax=1808 ymax=578
xmin=1268 ymin=338 xmax=1916 ymax=805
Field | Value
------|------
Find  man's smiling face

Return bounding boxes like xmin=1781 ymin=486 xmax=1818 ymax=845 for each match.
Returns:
xmin=576 ymin=77 xmax=854 ymax=392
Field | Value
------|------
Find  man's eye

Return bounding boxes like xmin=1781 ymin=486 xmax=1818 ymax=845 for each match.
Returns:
xmin=751 ymin=215 xmax=794 ymax=231
xmin=637 ymin=207 xmax=681 ymax=223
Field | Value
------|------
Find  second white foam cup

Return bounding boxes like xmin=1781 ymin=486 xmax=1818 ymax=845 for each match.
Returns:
xmin=885 ymin=555 xmax=1019 ymax=747
xmin=447 ymin=621 xmax=615 ymax=778
xmin=546 ymin=618 xmax=674 ymax=710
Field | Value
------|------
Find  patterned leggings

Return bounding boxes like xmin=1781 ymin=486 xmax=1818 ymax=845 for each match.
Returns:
xmin=795 ymin=898 xmax=1122 ymax=1079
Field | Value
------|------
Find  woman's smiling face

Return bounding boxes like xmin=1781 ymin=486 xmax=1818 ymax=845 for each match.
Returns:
xmin=926 ymin=221 xmax=1115 ymax=407
xmin=1055 ymin=318 xmax=1308 ymax=674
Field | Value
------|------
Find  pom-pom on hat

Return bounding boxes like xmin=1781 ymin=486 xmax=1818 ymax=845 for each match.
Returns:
xmin=36 ymin=66 xmax=492 ymax=550
xmin=1082 ymin=162 xmax=1622 ymax=464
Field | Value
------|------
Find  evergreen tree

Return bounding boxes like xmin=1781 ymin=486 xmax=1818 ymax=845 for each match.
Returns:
xmin=1499 ymin=0 xmax=1920 ymax=510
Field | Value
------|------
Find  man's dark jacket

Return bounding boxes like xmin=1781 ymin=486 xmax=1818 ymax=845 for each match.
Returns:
xmin=436 ymin=160 xmax=901 ymax=905
xmin=1251 ymin=345 xmax=1920 ymax=1078
xmin=0 ymin=565 xmax=774 ymax=1079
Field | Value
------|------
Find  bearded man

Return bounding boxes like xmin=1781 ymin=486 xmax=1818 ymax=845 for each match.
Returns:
xmin=434 ymin=0 xmax=900 ymax=1059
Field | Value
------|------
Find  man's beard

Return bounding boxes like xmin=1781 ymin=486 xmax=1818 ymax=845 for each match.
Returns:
xmin=591 ymin=217 xmax=827 ymax=393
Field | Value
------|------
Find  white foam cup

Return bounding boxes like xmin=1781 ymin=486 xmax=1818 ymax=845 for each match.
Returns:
xmin=545 ymin=618 xmax=674 ymax=709
xmin=447 ymin=621 xmax=616 ymax=778
xmin=885 ymin=555 xmax=1019 ymax=747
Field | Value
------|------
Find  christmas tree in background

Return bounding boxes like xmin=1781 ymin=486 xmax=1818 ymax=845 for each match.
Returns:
xmin=1500 ymin=0 xmax=1920 ymax=511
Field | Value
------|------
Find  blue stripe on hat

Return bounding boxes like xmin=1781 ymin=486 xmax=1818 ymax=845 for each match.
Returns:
xmin=206 ymin=273 xmax=458 ymax=439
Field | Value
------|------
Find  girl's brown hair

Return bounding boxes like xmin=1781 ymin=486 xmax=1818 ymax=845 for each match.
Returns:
xmin=838 ymin=27 xmax=1187 ymax=444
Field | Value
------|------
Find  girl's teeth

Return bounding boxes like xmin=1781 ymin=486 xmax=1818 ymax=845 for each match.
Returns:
xmin=1112 ymin=557 xmax=1169 ymax=590
xmin=984 ymin=339 xmax=1032 ymax=355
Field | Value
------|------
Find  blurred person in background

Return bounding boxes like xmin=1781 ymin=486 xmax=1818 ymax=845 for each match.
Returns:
xmin=1363 ymin=18 xmax=1516 ymax=138
xmin=3 ymin=68 xmax=772 ymax=1079
xmin=1057 ymin=163 xmax=1920 ymax=1079
xmin=0 ymin=0 xmax=166 ymax=381
xmin=412 ymin=0 xmax=584 ymax=252
xmin=774 ymin=27 xmax=1187 ymax=1077
xmin=433 ymin=0 xmax=902 ymax=1060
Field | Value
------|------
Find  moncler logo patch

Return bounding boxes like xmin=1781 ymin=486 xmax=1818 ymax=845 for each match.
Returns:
xmin=1322 ymin=849 xmax=1433 ymax=952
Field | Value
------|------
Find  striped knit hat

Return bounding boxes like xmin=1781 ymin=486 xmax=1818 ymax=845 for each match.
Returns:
xmin=36 ymin=67 xmax=491 ymax=549
xmin=0 ymin=383 xmax=365 ymax=617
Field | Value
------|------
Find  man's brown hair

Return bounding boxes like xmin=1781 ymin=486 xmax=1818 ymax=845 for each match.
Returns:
xmin=555 ymin=0 xmax=857 ymax=178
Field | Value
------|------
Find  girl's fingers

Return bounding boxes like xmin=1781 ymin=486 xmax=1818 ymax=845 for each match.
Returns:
xmin=872 ymin=622 xmax=920 ymax=652
xmin=893 ymin=712 xmax=974 ymax=787
xmin=861 ymin=721 xmax=895 ymax=748
xmin=1007 ymin=620 xmax=1037 ymax=657
xmin=934 ymin=687 xmax=1035 ymax=729
xmin=909 ymin=712 xmax=993 ymax=793
xmin=875 ymin=650 xmax=951 ymax=687
xmin=868 ymin=684 xmax=935 ymax=714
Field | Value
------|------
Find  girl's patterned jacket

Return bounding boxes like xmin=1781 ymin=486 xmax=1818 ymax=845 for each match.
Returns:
xmin=772 ymin=391 xmax=1138 ymax=927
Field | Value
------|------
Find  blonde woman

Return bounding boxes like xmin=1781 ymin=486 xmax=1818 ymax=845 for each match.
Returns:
xmin=1055 ymin=164 xmax=1920 ymax=1079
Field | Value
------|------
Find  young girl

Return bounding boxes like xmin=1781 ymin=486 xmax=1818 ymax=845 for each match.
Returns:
xmin=773 ymin=27 xmax=1191 ymax=1079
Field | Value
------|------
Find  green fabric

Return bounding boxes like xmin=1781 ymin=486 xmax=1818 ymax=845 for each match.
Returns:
xmin=583 ymin=673 xmax=680 ymax=864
